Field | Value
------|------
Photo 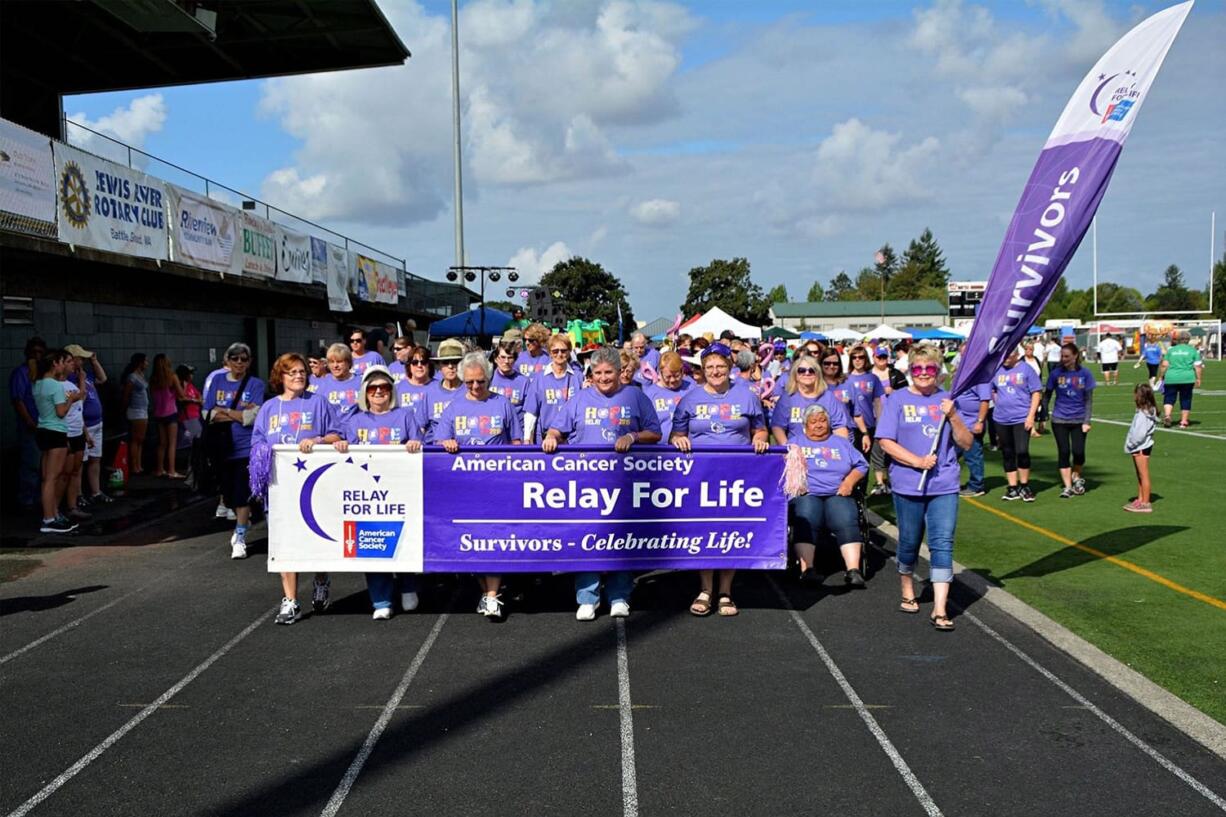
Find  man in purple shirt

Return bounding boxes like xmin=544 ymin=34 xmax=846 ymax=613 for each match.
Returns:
xmin=347 ymin=328 xmax=385 ymax=377
xmin=10 ymin=336 xmax=46 ymax=510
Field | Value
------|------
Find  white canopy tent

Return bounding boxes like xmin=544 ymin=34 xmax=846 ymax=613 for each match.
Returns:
xmin=683 ymin=306 xmax=762 ymax=340
xmin=862 ymin=324 xmax=912 ymax=340
xmin=822 ymin=328 xmax=862 ymax=342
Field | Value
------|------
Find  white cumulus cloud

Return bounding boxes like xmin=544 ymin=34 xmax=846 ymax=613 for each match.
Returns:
xmin=66 ymin=93 xmax=167 ymax=164
xmin=630 ymin=198 xmax=680 ymax=226
xmin=507 ymin=241 xmax=573 ymax=281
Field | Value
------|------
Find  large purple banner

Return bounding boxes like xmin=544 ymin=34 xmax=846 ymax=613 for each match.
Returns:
xmin=421 ymin=445 xmax=788 ymax=572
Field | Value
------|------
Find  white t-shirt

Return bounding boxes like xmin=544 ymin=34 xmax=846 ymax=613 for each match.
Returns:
xmin=1032 ymin=341 xmax=1046 ymax=362
xmin=1046 ymin=342 xmax=1062 ymax=362
xmin=1098 ymin=337 xmax=1122 ymax=364
xmin=63 ymin=380 xmax=85 ymax=437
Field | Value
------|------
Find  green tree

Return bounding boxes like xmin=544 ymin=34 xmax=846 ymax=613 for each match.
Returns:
xmin=1038 ymin=278 xmax=1072 ymax=324
xmin=854 ymin=267 xmax=882 ymax=301
xmin=900 ymin=228 xmax=950 ymax=291
xmin=767 ymin=283 xmax=790 ymax=304
xmin=805 ymin=280 xmax=825 ymax=303
xmin=874 ymin=243 xmax=899 ymax=285
xmin=1147 ymin=264 xmax=1199 ymax=312
xmin=539 ymin=257 xmax=635 ymax=329
xmin=1213 ymin=253 xmax=1226 ymax=322
xmin=1099 ymin=282 xmax=1146 ymax=314
xmin=885 ymin=261 xmax=928 ymax=301
xmin=681 ymin=257 xmax=771 ymax=325
xmin=484 ymin=299 xmax=518 ymax=313
xmin=825 ymin=271 xmax=855 ymax=301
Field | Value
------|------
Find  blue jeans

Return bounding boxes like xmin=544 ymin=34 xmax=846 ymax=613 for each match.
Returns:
xmin=957 ymin=435 xmax=985 ymax=492
xmin=788 ymin=494 xmax=861 ymax=545
xmin=17 ymin=423 xmax=41 ymax=507
xmin=366 ymin=573 xmax=421 ymax=610
xmin=892 ymin=492 xmax=958 ymax=584
xmin=574 ymin=571 xmax=634 ymax=606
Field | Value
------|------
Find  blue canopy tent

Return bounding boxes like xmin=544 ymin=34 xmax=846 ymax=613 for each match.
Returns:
xmin=799 ymin=331 xmax=827 ymax=340
xmin=428 ymin=306 xmax=513 ymax=338
xmin=907 ymin=327 xmax=964 ymax=341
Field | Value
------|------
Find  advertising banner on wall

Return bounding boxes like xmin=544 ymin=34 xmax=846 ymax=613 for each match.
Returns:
xmin=0 ymin=117 xmax=56 ymax=237
xmin=238 ymin=210 xmax=276 ymax=278
xmin=310 ymin=236 xmax=328 ymax=285
xmin=268 ymin=445 xmax=787 ymax=573
xmin=374 ymin=259 xmax=400 ymax=304
xmin=167 ymin=184 xmax=239 ymax=275
xmin=355 ymin=253 xmax=377 ymax=302
xmin=326 ymin=242 xmax=353 ymax=312
xmin=52 ymin=142 xmax=168 ymax=260
xmin=275 ymin=224 xmax=312 ymax=284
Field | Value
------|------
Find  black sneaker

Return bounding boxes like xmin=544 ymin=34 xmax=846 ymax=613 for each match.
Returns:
xmin=800 ymin=567 xmax=824 ymax=586
xmin=844 ymin=569 xmax=866 ymax=588
xmin=1002 ymin=486 xmax=1020 ymax=501
xmin=1020 ymin=485 xmax=1036 ymax=502
xmin=90 ymin=492 xmax=115 ymax=505
xmin=40 ymin=518 xmax=78 ymax=534
xmin=959 ymin=485 xmax=986 ymax=497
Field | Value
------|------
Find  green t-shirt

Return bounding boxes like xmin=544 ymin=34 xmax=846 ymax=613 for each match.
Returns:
xmin=1163 ymin=344 xmax=1201 ymax=385
xmin=33 ymin=378 xmax=68 ymax=432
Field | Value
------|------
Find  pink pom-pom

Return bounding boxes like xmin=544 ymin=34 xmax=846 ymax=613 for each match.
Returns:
xmin=781 ymin=444 xmax=808 ymax=498
xmin=639 ymin=361 xmax=658 ymax=384
xmin=666 ymin=312 xmax=684 ymax=338
xmin=758 ymin=376 xmax=776 ymax=401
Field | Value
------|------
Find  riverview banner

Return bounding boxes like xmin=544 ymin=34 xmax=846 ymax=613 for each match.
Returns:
xmin=238 ymin=210 xmax=276 ymax=278
xmin=951 ymin=1 xmax=1192 ymax=396
xmin=52 ymin=142 xmax=168 ymax=260
xmin=167 ymin=184 xmax=239 ymax=275
xmin=268 ymin=445 xmax=787 ymax=573
xmin=326 ymin=242 xmax=353 ymax=312
xmin=275 ymin=224 xmax=312 ymax=284
xmin=0 ymin=117 xmax=56 ymax=236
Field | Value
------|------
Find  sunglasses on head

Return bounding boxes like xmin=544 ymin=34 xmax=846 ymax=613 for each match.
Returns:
xmin=794 ymin=367 xmax=817 ymax=375
xmin=910 ymin=365 xmax=939 ymax=377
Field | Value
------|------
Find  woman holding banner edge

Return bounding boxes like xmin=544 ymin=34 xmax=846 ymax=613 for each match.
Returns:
xmin=876 ymin=346 xmax=972 ymax=631
xmin=542 ymin=346 xmax=662 ymax=620
xmin=671 ymin=343 xmax=769 ymax=617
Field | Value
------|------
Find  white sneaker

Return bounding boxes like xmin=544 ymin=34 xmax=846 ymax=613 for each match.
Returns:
xmin=275 ymin=597 xmax=301 ymax=625
xmin=400 ymin=591 xmax=419 ymax=612
xmin=576 ymin=603 xmax=598 ymax=621
xmin=609 ymin=601 xmax=630 ymax=618
xmin=477 ymin=595 xmax=504 ymax=619
xmin=226 ymin=508 xmax=237 ymax=521
xmin=215 ymin=502 xmax=229 ymax=519
xmin=230 ymin=530 xmax=247 ymax=560
xmin=372 ymin=607 xmax=392 ymax=621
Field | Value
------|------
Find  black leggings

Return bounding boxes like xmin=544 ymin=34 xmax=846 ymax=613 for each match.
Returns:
xmin=1051 ymin=422 xmax=1087 ymax=469
xmin=995 ymin=421 xmax=1031 ymax=472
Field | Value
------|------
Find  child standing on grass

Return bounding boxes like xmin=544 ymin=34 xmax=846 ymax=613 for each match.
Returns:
xmin=1123 ymin=383 xmax=1157 ymax=513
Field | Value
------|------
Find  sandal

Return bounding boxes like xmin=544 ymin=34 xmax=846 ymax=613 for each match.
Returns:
xmin=717 ymin=594 xmax=739 ymax=617
xmin=898 ymin=597 xmax=920 ymax=614
xmin=930 ymin=613 xmax=955 ymax=631
xmin=690 ymin=591 xmax=713 ymax=617
xmin=1179 ymin=421 xmax=1189 ymax=428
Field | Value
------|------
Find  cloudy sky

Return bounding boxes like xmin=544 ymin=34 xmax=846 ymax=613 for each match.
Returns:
xmin=65 ymin=0 xmax=1224 ymax=321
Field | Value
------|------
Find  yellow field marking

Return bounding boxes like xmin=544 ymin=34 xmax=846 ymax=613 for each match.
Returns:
xmin=962 ymin=497 xmax=1226 ymax=612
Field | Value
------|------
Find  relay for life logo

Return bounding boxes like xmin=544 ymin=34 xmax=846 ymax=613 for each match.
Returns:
xmin=296 ymin=455 xmax=409 ymax=560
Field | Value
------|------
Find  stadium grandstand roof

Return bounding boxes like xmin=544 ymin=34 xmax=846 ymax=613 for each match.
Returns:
xmin=771 ymin=299 xmax=946 ymax=318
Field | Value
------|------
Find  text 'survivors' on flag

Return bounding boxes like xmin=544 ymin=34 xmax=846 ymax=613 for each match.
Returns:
xmin=951 ymin=1 xmax=1192 ymax=396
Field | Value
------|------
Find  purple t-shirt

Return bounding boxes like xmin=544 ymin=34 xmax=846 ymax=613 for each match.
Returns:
xmin=671 ymin=385 xmax=766 ymax=446
xmin=395 ymin=379 xmax=431 ymax=412
xmin=252 ymin=393 xmax=338 ymax=447
xmin=875 ymin=388 xmax=959 ymax=497
xmin=551 ymin=385 xmax=661 ymax=446
xmin=490 ymin=369 xmax=531 ymax=421
xmin=826 ymin=379 xmax=857 ymax=418
xmin=388 ymin=360 xmax=408 ymax=382
xmin=523 ymin=367 xmax=584 ymax=442
xmin=82 ymin=369 xmax=103 ymax=427
xmin=845 ymin=372 xmax=884 ymax=428
xmin=770 ymin=389 xmax=851 ymax=438
xmin=514 ymin=349 xmax=550 ymax=380
xmin=1046 ymin=366 xmax=1096 ymax=422
xmin=991 ymin=364 xmax=1042 ymax=425
xmin=643 ymin=380 xmax=693 ymax=439
xmin=341 ymin=407 xmax=421 ymax=445
xmin=417 ymin=380 xmax=463 ymax=443
xmin=435 ymin=392 xmax=522 ymax=446
xmin=203 ymin=375 xmax=267 ymax=459
xmin=788 ymin=432 xmax=868 ymax=496
xmin=9 ymin=363 xmax=36 ymax=420
xmin=953 ymin=382 xmax=991 ymax=428
xmin=351 ymin=351 xmax=384 ymax=377
xmin=312 ymin=373 xmax=361 ymax=419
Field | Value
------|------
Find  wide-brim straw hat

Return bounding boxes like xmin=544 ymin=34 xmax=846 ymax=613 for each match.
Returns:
xmin=432 ymin=338 xmax=465 ymax=361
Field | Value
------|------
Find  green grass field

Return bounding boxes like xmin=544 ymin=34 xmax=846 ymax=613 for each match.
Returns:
xmin=868 ymin=359 xmax=1226 ymax=724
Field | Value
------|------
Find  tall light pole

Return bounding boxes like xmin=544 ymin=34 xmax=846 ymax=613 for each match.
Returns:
xmin=450 ymin=0 xmax=466 ymax=268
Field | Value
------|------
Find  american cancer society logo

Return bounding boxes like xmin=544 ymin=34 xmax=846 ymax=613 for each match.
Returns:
xmin=343 ymin=520 xmax=404 ymax=559
xmin=1090 ymin=69 xmax=1140 ymax=124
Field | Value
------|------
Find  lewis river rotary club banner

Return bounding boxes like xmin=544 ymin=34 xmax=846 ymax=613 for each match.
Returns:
xmin=52 ymin=142 xmax=168 ymax=260
xmin=268 ymin=445 xmax=787 ymax=573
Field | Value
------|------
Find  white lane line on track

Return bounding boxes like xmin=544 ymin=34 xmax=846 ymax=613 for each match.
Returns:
xmin=4 ymin=605 xmax=275 ymax=817
xmin=0 ymin=548 xmax=217 ymax=669
xmin=615 ymin=618 xmax=639 ymax=817
xmin=319 ymin=612 xmax=450 ymax=817
xmin=962 ymin=610 xmax=1226 ymax=813
xmin=769 ymin=578 xmax=943 ymax=817
xmin=1092 ymin=416 xmax=1226 ymax=440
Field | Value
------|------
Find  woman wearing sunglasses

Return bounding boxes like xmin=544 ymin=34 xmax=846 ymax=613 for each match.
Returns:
xmin=770 ymin=355 xmax=851 ymax=445
xmin=819 ymin=351 xmax=870 ymax=446
xmin=346 ymin=328 xmax=384 ymax=377
xmin=437 ymin=352 xmax=523 ymax=620
xmin=515 ymin=323 xmax=553 ymax=380
xmin=333 ymin=365 xmax=424 ymax=620
xmin=523 ymin=334 xmax=582 ymax=444
xmin=876 ymin=346 xmax=973 ymax=631
xmin=643 ymin=351 xmax=693 ymax=439
xmin=204 ymin=343 xmax=266 ymax=560
xmin=845 ymin=345 xmax=884 ymax=458
xmin=418 ymin=339 xmax=466 ymax=443
xmin=991 ymin=347 xmax=1043 ymax=502
xmin=488 ymin=340 xmax=532 ymax=427
xmin=394 ymin=344 xmax=435 ymax=415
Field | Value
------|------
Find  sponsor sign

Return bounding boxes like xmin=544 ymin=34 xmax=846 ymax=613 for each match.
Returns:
xmin=275 ymin=224 xmax=312 ymax=284
xmin=0 ymin=117 xmax=56 ymax=236
xmin=167 ymin=184 xmax=240 ymax=274
xmin=239 ymin=211 xmax=276 ymax=278
xmin=53 ymin=142 xmax=168 ymax=260
xmin=310 ymin=236 xmax=328 ymax=285
xmin=326 ymin=242 xmax=353 ymax=312
xmin=375 ymin=259 xmax=400 ymax=304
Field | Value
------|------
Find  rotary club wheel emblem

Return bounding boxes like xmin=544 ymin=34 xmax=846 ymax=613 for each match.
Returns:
xmin=59 ymin=161 xmax=90 ymax=229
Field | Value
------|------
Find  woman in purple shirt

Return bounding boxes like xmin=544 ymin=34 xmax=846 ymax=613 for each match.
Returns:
xmin=876 ymin=346 xmax=973 ymax=631
xmin=514 ymin=323 xmax=552 ymax=380
xmin=671 ymin=343 xmax=769 ymax=617
xmin=1044 ymin=342 xmax=1096 ymax=498
xmin=991 ymin=348 xmax=1043 ymax=502
xmin=770 ymin=355 xmax=851 ymax=444
xmin=332 ymin=365 xmax=423 ymax=621
xmin=788 ymin=404 xmax=869 ymax=588
xmin=489 ymin=340 xmax=532 ymax=426
xmin=418 ymin=339 xmax=465 ymax=443
xmin=819 ymin=349 xmax=871 ymax=451
xmin=312 ymin=343 xmax=361 ymax=420
xmin=845 ymin=344 xmax=884 ymax=456
xmin=438 ymin=353 xmax=522 ymax=621
xmin=643 ymin=351 xmax=692 ymax=438
xmin=543 ymin=347 xmax=662 ymax=621
xmin=203 ymin=343 xmax=266 ymax=559
xmin=523 ymin=334 xmax=582 ymax=443
xmin=394 ymin=344 xmax=434 ymax=414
